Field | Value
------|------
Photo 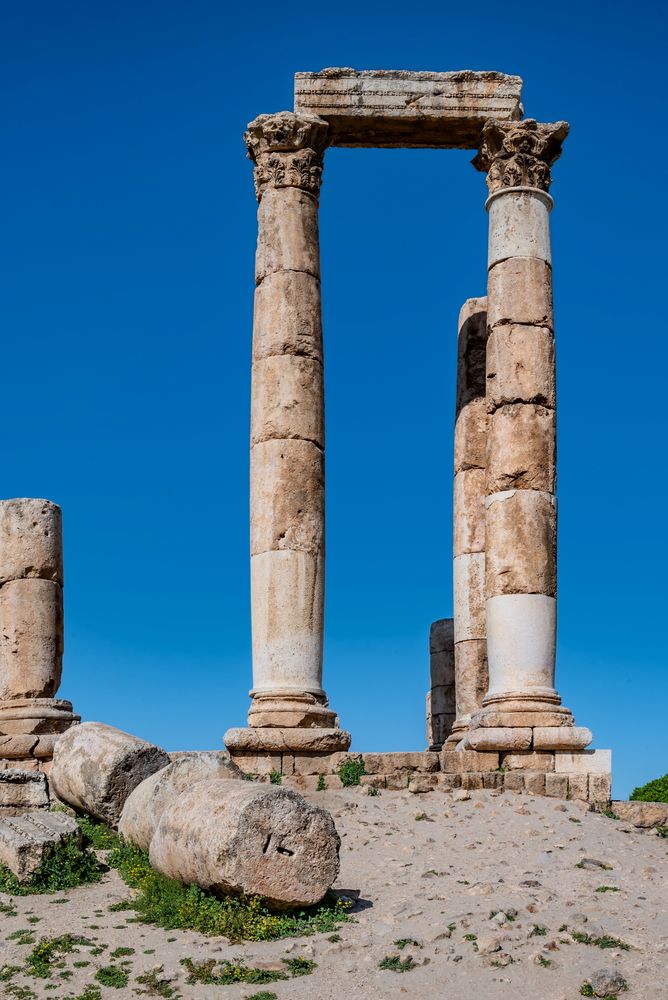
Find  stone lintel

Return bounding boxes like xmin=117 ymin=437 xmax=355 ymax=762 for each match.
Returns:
xmin=294 ymin=69 xmax=523 ymax=148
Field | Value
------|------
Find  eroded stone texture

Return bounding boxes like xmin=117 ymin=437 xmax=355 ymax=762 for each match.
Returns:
xmin=454 ymin=397 xmax=487 ymax=474
xmin=453 ymin=553 xmax=486 ymax=640
xmin=255 ymin=187 xmax=321 ymax=282
xmin=252 ymin=271 xmax=323 ymax=362
xmin=250 ymin=439 xmax=324 ymax=557
xmin=51 ymin=722 xmax=170 ymax=827
xmin=453 ymin=468 xmax=486 ymax=556
xmin=487 ymin=257 xmax=553 ymax=329
xmin=485 ymin=490 xmax=557 ymax=597
xmin=0 ymin=499 xmax=63 ymax=587
xmin=487 ymin=187 xmax=552 ymax=265
xmin=0 ymin=769 xmax=49 ymax=814
xmin=0 ymin=580 xmax=63 ymax=700
xmin=150 ymin=780 xmax=340 ymax=909
xmin=533 ymin=726 xmax=592 ymax=750
xmin=473 ymin=118 xmax=569 ymax=195
xmin=119 ymin=753 xmax=243 ymax=852
xmin=294 ymin=70 xmax=523 ymax=148
xmin=0 ymin=811 xmax=80 ymax=881
xmin=467 ymin=727 xmax=532 ymax=752
xmin=451 ymin=639 xmax=488 ymax=728
xmin=426 ymin=619 xmax=455 ymax=750
xmin=486 ymin=403 xmax=556 ymax=493
xmin=486 ymin=325 xmax=555 ymax=412
xmin=251 ymin=355 xmax=324 ymax=447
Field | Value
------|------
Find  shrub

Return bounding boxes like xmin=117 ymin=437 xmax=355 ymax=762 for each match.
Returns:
xmin=316 ymin=775 xmax=327 ymax=791
xmin=269 ymin=770 xmax=282 ymax=786
xmin=0 ymin=840 xmax=100 ymax=896
xmin=630 ymin=773 xmax=668 ymax=803
xmin=337 ymin=757 xmax=365 ymax=787
xmin=95 ymin=965 xmax=129 ymax=989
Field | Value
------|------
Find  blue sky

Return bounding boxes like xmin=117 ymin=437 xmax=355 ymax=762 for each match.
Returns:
xmin=2 ymin=2 xmax=665 ymax=798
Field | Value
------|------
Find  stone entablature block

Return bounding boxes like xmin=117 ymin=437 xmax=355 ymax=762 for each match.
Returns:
xmin=294 ymin=69 xmax=523 ymax=148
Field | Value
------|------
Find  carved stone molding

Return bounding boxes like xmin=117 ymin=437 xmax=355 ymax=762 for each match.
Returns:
xmin=473 ymin=118 xmax=569 ymax=194
xmin=244 ymin=111 xmax=329 ymax=200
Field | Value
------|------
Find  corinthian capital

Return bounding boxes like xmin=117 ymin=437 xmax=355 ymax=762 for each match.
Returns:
xmin=473 ymin=118 xmax=569 ymax=195
xmin=244 ymin=111 xmax=329 ymax=200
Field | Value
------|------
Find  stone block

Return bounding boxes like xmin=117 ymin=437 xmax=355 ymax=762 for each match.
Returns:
xmin=0 ymin=811 xmax=81 ymax=881
xmin=453 ymin=468 xmax=486 ymax=556
xmin=0 ymin=499 xmax=63 ymax=587
xmin=294 ymin=69 xmax=523 ymax=148
xmin=544 ymin=773 xmax=569 ymax=798
xmin=523 ymin=772 xmax=546 ymax=796
xmin=253 ymin=270 xmax=323 ymax=363
xmin=278 ymin=774 xmax=342 ymax=792
xmin=468 ymin=728 xmax=532 ymax=752
xmin=250 ymin=438 xmax=324 ymax=556
xmin=533 ymin=727 xmax=592 ymax=751
xmin=485 ymin=490 xmax=557 ymax=597
xmin=461 ymin=772 xmax=484 ymax=790
xmin=503 ymin=752 xmax=555 ymax=771
xmin=553 ymin=750 xmax=612 ymax=775
xmin=251 ymin=355 xmax=324 ymax=448
xmin=227 ymin=752 xmax=283 ymax=776
xmin=0 ymin=734 xmax=39 ymax=758
xmin=385 ymin=772 xmax=410 ymax=790
xmin=473 ymin=709 xmax=572 ymax=728
xmin=0 ymin=579 xmax=63 ymax=700
xmin=486 ymin=325 xmax=555 ymax=412
xmin=611 ymin=801 xmax=668 ymax=828
xmin=438 ymin=773 xmax=462 ymax=789
xmin=409 ymin=773 xmax=438 ymax=793
xmin=487 ymin=257 xmax=553 ymax=329
xmin=588 ymin=774 xmax=612 ymax=804
xmin=456 ymin=298 xmax=488 ymax=410
xmin=441 ymin=750 xmax=499 ymax=773
xmin=430 ymin=617 xmax=454 ymax=654
xmin=453 ymin=639 xmax=488 ymax=719
xmin=428 ymin=684 xmax=455 ymax=717
xmin=359 ymin=774 xmax=386 ymax=789
xmin=362 ymin=752 xmax=439 ymax=774
xmin=454 ymin=397 xmax=487 ymax=474
xmin=485 ymin=594 xmax=556 ymax=696
xmin=0 ymin=770 xmax=49 ymax=811
xmin=453 ymin=552 xmax=486 ymax=641
xmin=289 ymin=752 xmax=339 ymax=776
xmin=226 ymin=726 xmax=350 ymax=754
xmin=567 ymin=775 xmax=589 ymax=801
xmin=487 ymin=404 xmax=555 ymax=493
xmin=482 ymin=771 xmax=504 ymax=789
xmin=487 ymin=188 xmax=552 ymax=266
xmin=255 ymin=187 xmax=320 ymax=283
xmin=249 ymin=551 xmax=324 ymax=695
xmin=502 ymin=771 xmax=525 ymax=791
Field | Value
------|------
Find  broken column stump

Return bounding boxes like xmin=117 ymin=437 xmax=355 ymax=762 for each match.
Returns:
xmin=0 ymin=810 xmax=81 ymax=881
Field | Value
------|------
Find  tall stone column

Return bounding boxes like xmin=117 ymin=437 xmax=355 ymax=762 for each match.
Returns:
xmin=466 ymin=119 xmax=590 ymax=751
xmin=225 ymin=112 xmax=349 ymax=757
xmin=446 ymin=298 xmax=489 ymax=747
xmin=0 ymin=499 xmax=79 ymax=771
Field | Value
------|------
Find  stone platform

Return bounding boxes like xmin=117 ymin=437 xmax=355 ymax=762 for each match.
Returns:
xmin=226 ymin=745 xmax=612 ymax=805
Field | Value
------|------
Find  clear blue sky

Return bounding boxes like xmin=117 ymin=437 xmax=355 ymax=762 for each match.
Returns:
xmin=2 ymin=2 xmax=665 ymax=798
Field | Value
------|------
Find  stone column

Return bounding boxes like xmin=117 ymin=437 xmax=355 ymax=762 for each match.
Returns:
xmin=225 ymin=112 xmax=349 ymax=757
xmin=466 ymin=119 xmax=590 ymax=750
xmin=446 ymin=298 xmax=489 ymax=747
xmin=0 ymin=499 xmax=79 ymax=771
xmin=426 ymin=618 xmax=455 ymax=750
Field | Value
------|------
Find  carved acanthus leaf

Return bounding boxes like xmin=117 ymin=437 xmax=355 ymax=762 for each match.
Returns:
xmin=473 ymin=118 xmax=569 ymax=194
xmin=244 ymin=112 xmax=329 ymax=200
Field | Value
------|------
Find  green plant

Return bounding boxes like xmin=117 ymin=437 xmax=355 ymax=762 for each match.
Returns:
xmin=601 ymin=809 xmax=620 ymax=820
xmin=367 ymin=786 xmax=379 ymax=796
xmin=0 ymin=838 xmax=100 ymax=896
xmin=337 ymin=757 xmax=365 ymax=787
xmin=135 ymin=965 xmax=178 ymax=997
xmin=657 ymin=825 xmax=668 ymax=838
xmin=283 ymin=957 xmax=316 ymax=976
xmin=414 ymin=813 xmax=429 ymax=821
xmin=95 ymin=965 xmax=129 ymax=988
xmin=245 ymin=994 xmax=278 ymax=1000
xmin=595 ymin=885 xmax=620 ymax=893
xmin=26 ymin=935 xmax=86 ymax=978
xmin=464 ymin=933 xmax=477 ymax=941
xmin=0 ymin=900 xmax=17 ymax=916
xmin=106 ymin=840 xmax=351 ymax=941
xmin=328 ymin=934 xmax=341 ymax=942
xmin=76 ymin=815 xmax=122 ymax=851
xmin=110 ymin=946 xmax=134 ymax=958
xmin=580 ymin=985 xmax=595 ymax=997
xmin=316 ymin=774 xmax=327 ymax=791
xmin=269 ymin=770 xmax=282 ymax=786
xmin=394 ymin=938 xmax=421 ymax=950
xmin=530 ymin=925 xmax=547 ymax=937
xmin=7 ymin=930 xmax=35 ymax=944
xmin=75 ymin=988 xmax=102 ymax=1000
xmin=537 ymin=955 xmax=551 ymax=967
xmin=0 ymin=966 xmax=21 ymax=982
xmin=181 ymin=956 xmax=315 ymax=986
xmin=576 ymin=860 xmax=613 ymax=871
xmin=571 ymin=930 xmax=629 ymax=950
xmin=378 ymin=954 xmax=417 ymax=973
xmin=630 ymin=772 xmax=668 ymax=803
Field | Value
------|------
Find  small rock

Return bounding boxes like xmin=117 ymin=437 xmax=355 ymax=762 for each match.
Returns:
xmin=579 ymin=858 xmax=613 ymax=871
xmin=477 ymin=934 xmax=503 ymax=955
xmin=452 ymin=790 xmax=471 ymax=802
xmin=588 ymin=967 xmax=628 ymax=997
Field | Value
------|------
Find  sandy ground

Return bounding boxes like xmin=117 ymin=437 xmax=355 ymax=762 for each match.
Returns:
xmin=1 ymin=786 xmax=667 ymax=999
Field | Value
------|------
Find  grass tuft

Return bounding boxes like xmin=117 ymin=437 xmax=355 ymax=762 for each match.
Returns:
xmin=337 ymin=757 xmax=365 ymax=787
xmin=378 ymin=954 xmax=417 ymax=973
xmin=0 ymin=839 xmax=100 ymax=896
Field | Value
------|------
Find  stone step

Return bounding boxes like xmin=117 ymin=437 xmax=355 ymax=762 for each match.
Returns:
xmin=0 ymin=769 xmax=49 ymax=815
xmin=0 ymin=810 xmax=81 ymax=881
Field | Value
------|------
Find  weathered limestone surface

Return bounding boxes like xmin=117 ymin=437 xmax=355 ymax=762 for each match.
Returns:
xmin=225 ymin=726 xmax=350 ymax=754
xmin=294 ymin=69 xmax=523 ymax=147
xmin=553 ymin=750 xmax=611 ymax=775
xmin=150 ymin=780 xmax=340 ymax=909
xmin=453 ymin=553 xmax=486 ymax=640
xmin=0 ymin=499 xmax=63 ymax=587
xmin=611 ymin=800 xmax=668 ymax=828
xmin=119 ymin=752 xmax=242 ymax=852
xmin=51 ymin=723 xmax=170 ymax=826
xmin=0 ymin=769 xmax=49 ymax=815
xmin=486 ymin=325 xmax=555 ymax=411
xmin=485 ymin=490 xmax=557 ymax=597
xmin=486 ymin=404 xmax=556 ymax=493
xmin=0 ymin=579 xmax=64 ymax=700
xmin=426 ymin=619 xmax=455 ymax=750
xmin=533 ymin=726 xmax=592 ymax=750
xmin=250 ymin=439 xmax=324 ymax=556
xmin=0 ymin=811 xmax=81 ymax=881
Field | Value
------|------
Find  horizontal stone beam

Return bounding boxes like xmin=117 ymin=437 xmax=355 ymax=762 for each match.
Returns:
xmin=294 ymin=69 xmax=523 ymax=148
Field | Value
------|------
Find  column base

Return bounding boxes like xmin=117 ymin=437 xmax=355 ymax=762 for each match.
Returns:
xmin=247 ymin=691 xmax=338 ymax=729
xmin=443 ymin=716 xmax=471 ymax=748
xmin=224 ymin=726 xmax=351 ymax=754
xmin=0 ymin=698 xmax=80 ymax=769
